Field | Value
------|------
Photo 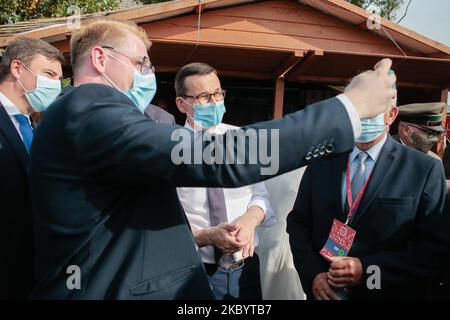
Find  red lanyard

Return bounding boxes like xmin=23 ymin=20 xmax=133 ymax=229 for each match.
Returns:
xmin=345 ymin=158 xmax=371 ymax=225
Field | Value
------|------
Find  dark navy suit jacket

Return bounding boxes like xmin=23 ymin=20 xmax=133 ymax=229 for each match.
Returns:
xmin=0 ymin=103 xmax=34 ymax=299
xmin=288 ymin=136 xmax=450 ymax=299
xmin=29 ymin=83 xmax=355 ymax=299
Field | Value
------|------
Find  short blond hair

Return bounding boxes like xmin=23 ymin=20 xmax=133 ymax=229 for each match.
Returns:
xmin=70 ymin=18 xmax=151 ymax=75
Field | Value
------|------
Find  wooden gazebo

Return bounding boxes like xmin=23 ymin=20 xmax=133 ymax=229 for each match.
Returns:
xmin=1 ymin=0 xmax=449 ymax=153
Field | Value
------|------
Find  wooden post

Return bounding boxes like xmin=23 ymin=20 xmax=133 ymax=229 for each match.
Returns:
xmin=437 ymin=88 xmax=449 ymax=157
xmin=273 ymin=77 xmax=285 ymax=119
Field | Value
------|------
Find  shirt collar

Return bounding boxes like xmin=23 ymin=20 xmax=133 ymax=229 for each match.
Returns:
xmin=0 ymin=90 xmax=30 ymax=120
xmin=184 ymin=121 xmax=194 ymax=131
xmin=350 ymin=134 xmax=388 ymax=163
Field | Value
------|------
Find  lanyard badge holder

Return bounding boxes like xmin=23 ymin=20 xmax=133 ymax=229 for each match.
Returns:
xmin=320 ymin=159 xmax=371 ymax=258
xmin=319 ymin=159 xmax=372 ymax=299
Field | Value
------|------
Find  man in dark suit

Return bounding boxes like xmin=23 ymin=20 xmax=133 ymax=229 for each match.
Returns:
xmin=287 ymin=104 xmax=450 ymax=300
xmin=29 ymin=18 xmax=396 ymax=299
xmin=144 ymin=103 xmax=175 ymax=124
xmin=0 ymin=38 xmax=63 ymax=299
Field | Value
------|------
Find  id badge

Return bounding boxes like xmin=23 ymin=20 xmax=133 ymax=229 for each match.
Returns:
xmin=320 ymin=219 xmax=356 ymax=258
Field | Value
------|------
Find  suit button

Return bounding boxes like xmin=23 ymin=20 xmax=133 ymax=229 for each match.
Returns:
xmin=305 ymin=152 xmax=313 ymax=161
xmin=319 ymin=145 xmax=326 ymax=156
xmin=325 ymin=144 xmax=334 ymax=154
xmin=313 ymin=149 xmax=320 ymax=158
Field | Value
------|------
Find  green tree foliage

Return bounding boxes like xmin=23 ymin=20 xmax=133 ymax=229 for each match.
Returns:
xmin=0 ymin=0 xmax=120 ymax=24
xmin=350 ymin=0 xmax=406 ymax=21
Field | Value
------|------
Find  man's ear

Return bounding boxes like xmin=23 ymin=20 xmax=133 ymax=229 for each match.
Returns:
xmin=175 ymin=97 xmax=187 ymax=114
xmin=91 ymin=46 xmax=107 ymax=74
xmin=10 ymin=59 xmax=22 ymax=80
xmin=386 ymin=106 xmax=399 ymax=126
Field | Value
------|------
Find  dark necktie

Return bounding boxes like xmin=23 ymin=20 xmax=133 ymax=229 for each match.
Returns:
xmin=206 ymin=188 xmax=228 ymax=263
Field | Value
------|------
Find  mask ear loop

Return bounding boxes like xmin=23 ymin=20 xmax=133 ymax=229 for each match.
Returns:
xmin=16 ymin=78 xmax=28 ymax=95
xmin=16 ymin=63 xmax=37 ymax=95
xmin=102 ymin=50 xmax=134 ymax=93
xmin=181 ymin=97 xmax=202 ymax=129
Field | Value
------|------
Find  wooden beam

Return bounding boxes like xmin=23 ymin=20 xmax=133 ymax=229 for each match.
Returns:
xmin=272 ymin=51 xmax=303 ymax=78
xmin=437 ymin=88 xmax=449 ymax=158
xmin=155 ymin=65 xmax=272 ymax=80
xmin=217 ymin=69 xmax=272 ymax=80
xmin=273 ymin=77 xmax=285 ymax=119
xmin=149 ymin=38 xmax=307 ymax=54
xmin=294 ymin=75 xmax=443 ymax=90
xmin=285 ymin=50 xmax=323 ymax=81
xmin=52 ymin=40 xmax=70 ymax=54
xmin=325 ymin=50 xmax=450 ymax=63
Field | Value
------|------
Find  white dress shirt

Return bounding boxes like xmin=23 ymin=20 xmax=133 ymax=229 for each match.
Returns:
xmin=0 ymin=90 xmax=32 ymax=142
xmin=337 ymin=93 xmax=362 ymax=139
xmin=341 ymin=134 xmax=388 ymax=209
xmin=177 ymin=122 xmax=276 ymax=264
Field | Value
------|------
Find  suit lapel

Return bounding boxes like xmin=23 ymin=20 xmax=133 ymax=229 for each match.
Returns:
xmin=350 ymin=136 xmax=395 ymax=227
xmin=0 ymin=103 xmax=29 ymax=170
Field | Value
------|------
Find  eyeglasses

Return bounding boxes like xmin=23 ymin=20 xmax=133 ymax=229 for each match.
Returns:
xmin=183 ymin=90 xmax=226 ymax=105
xmin=405 ymin=122 xmax=444 ymax=139
xmin=101 ymin=46 xmax=155 ymax=75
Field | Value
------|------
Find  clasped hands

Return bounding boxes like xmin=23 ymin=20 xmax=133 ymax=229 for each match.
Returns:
xmin=201 ymin=206 xmax=264 ymax=259
xmin=312 ymin=256 xmax=364 ymax=300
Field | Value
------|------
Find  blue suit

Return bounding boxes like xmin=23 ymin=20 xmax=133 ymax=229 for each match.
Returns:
xmin=288 ymin=136 xmax=450 ymax=299
xmin=0 ymin=103 xmax=33 ymax=299
xmin=29 ymin=83 xmax=355 ymax=299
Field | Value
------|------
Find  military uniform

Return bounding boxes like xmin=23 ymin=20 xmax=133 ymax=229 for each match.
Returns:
xmin=396 ymin=102 xmax=450 ymax=299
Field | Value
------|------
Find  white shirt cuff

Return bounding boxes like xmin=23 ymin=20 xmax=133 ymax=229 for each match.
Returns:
xmin=337 ymin=94 xmax=361 ymax=139
xmin=248 ymin=199 xmax=277 ymax=227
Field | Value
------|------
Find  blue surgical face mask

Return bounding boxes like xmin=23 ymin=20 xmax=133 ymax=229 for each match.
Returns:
xmin=184 ymin=99 xmax=226 ymax=129
xmin=356 ymin=113 xmax=386 ymax=143
xmin=17 ymin=64 xmax=62 ymax=112
xmin=124 ymin=71 xmax=156 ymax=114
xmin=104 ymin=52 xmax=156 ymax=114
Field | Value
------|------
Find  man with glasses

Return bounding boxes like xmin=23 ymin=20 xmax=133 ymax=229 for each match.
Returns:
xmin=395 ymin=102 xmax=450 ymax=299
xmin=396 ymin=102 xmax=446 ymax=160
xmin=174 ymin=63 xmax=275 ymax=300
xmin=29 ymin=18 xmax=397 ymax=299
